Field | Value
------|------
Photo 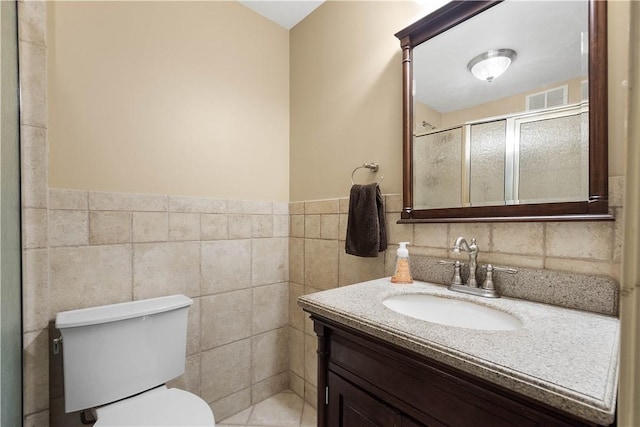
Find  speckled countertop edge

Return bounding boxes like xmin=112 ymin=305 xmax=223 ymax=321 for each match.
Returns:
xmin=298 ymin=279 xmax=619 ymax=425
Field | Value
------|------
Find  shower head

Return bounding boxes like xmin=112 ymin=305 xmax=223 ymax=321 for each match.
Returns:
xmin=422 ymin=121 xmax=437 ymax=130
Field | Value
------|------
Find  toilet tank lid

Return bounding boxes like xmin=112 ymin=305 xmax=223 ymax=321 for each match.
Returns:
xmin=55 ymin=295 xmax=193 ymax=329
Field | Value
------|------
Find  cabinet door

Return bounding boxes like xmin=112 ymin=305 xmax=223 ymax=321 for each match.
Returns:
xmin=328 ymin=371 xmax=402 ymax=427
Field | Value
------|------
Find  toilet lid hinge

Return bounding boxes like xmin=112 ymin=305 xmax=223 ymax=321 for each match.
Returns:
xmin=53 ymin=336 xmax=62 ymax=355
xmin=80 ymin=410 xmax=97 ymax=425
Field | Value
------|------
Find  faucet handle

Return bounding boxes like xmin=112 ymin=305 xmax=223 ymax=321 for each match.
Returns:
xmin=437 ymin=260 xmax=464 ymax=266
xmin=437 ymin=260 xmax=466 ymax=269
xmin=438 ymin=260 xmax=465 ymax=286
xmin=486 ymin=264 xmax=518 ymax=274
xmin=481 ymin=264 xmax=517 ymax=291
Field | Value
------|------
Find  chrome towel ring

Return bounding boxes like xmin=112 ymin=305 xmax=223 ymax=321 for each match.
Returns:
xmin=351 ymin=163 xmax=384 ymax=185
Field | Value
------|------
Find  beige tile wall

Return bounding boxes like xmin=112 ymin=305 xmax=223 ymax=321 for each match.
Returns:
xmin=289 ymin=180 xmax=624 ymax=407
xmin=19 ymin=3 xmax=291 ymax=425
xmin=288 ymin=197 xmax=387 ymax=406
xmin=28 ymin=190 xmax=290 ymax=426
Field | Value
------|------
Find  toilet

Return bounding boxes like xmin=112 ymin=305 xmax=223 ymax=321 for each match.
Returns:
xmin=55 ymin=294 xmax=215 ymax=426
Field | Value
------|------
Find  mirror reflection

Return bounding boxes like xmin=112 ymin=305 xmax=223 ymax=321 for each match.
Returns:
xmin=412 ymin=0 xmax=589 ymax=210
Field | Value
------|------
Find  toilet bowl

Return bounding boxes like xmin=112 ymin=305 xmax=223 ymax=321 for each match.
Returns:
xmin=93 ymin=386 xmax=214 ymax=426
xmin=55 ymin=295 xmax=215 ymax=426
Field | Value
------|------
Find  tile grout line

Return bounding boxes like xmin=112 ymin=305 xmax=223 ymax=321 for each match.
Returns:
xmin=243 ymin=402 xmax=255 ymax=427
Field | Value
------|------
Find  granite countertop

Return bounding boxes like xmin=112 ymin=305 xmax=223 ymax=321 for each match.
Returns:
xmin=297 ymin=278 xmax=619 ymax=425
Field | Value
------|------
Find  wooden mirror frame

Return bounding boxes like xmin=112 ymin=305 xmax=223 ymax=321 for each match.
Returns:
xmin=395 ymin=0 xmax=612 ymax=223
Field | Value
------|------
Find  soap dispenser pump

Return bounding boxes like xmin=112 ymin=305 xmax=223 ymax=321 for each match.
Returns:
xmin=391 ymin=242 xmax=413 ymax=284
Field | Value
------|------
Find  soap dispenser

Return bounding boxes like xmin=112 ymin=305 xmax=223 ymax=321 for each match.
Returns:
xmin=391 ymin=242 xmax=413 ymax=284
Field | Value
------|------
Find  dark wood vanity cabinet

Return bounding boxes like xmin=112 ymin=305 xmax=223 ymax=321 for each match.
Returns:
xmin=312 ymin=315 xmax=610 ymax=427
xmin=328 ymin=372 xmax=402 ymax=426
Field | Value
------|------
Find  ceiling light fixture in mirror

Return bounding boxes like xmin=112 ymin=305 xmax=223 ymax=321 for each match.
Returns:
xmin=467 ymin=48 xmax=517 ymax=83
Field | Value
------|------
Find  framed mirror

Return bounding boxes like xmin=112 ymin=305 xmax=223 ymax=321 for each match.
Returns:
xmin=395 ymin=0 xmax=611 ymax=222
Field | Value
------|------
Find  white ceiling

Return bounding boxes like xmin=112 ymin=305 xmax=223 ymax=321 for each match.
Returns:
xmin=414 ymin=1 xmax=589 ymax=113
xmin=239 ymin=0 xmax=324 ymax=30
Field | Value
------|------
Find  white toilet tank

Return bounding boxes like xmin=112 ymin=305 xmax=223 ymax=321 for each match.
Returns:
xmin=55 ymin=295 xmax=193 ymax=413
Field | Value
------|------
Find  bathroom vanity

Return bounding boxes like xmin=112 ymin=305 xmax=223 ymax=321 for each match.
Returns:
xmin=298 ymin=279 xmax=618 ymax=427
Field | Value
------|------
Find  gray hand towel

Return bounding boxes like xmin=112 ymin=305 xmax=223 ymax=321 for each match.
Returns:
xmin=345 ymin=183 xmax=387 ymax=257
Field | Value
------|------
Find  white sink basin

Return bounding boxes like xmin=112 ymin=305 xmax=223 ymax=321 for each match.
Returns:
xmin=382 ymin=294 xmax=522 ymax=331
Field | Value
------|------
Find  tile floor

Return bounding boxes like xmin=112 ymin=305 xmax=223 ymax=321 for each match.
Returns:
xmin=218 ymin=390 xmax=317 ymax=427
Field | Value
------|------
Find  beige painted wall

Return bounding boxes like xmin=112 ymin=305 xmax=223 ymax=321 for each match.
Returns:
xmin=619 ymin=2 xmax=640 ymax=424
xmin=47 ymin=1 xmax=290 ymax=202
xmin=290 ymin=1 xmax=424 ymax=201
xmin=290 ymin=1 xmax=629 ymax=200
xmin=608 ymin=0 xmax=630 ymax=178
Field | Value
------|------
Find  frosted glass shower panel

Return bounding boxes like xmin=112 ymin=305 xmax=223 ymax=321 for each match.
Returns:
xmin=518 ymin=113 xmax=588 ymax=203
xmin=469 ymin=120 xmax=506 ymax=206
xmin=413 ymin=128 xmax=462 ymax=209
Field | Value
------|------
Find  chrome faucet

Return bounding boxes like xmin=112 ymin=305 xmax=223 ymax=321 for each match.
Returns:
xmin=439 ymin=236 xmax=517 ymax=298
xmin=452 ymin=236 xmax=479 ymax=288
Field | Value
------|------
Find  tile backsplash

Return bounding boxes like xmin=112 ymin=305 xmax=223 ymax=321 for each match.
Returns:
xmin=24 ymin=189 xmax=290 ymax=426
xmin=289 ymin=183 xmax=623 ymax=408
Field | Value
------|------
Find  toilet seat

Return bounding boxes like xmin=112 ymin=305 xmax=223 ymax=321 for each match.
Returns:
xmin=93 ymin=386 xmax=215 ymax=426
